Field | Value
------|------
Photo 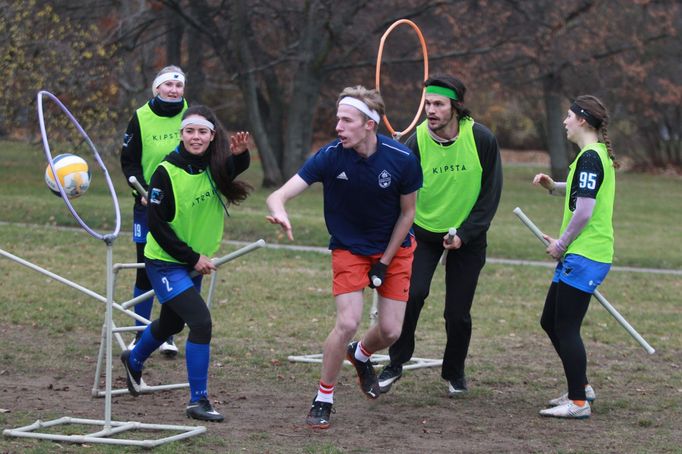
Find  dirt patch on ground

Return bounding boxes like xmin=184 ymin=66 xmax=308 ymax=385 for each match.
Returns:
xmin=1 ymin=322 xmax=680 ymax=453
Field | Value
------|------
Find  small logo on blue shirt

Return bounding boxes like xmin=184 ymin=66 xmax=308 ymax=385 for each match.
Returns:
xmin=378 ymin=170 xmax=392 ymax=188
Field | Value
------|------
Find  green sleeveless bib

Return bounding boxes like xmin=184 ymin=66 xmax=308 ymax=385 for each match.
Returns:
xmin=137 ymin=100 xmax=188 ymax=182
xmin=561 ymin=143 xmax=615 ymax=263
xmin=145 ymin=161 xmax=224 ymax=264
xmin=414 ymin=118 xmax=482 ymax=232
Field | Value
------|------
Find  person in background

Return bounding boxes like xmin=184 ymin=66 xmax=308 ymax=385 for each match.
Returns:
xmin=533 ymin=95 xmax=618 ymax=419
xmin=120 ymin=65 xmax=188 ymax=357
xmin=378 ymin=74 xmax=502 ymax=397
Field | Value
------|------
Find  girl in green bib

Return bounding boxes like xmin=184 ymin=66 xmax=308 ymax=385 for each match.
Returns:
xmin=533 ymin=95 xmax=618 ymax=419
xmin=121 ymin=105 xmax=252 ymax=422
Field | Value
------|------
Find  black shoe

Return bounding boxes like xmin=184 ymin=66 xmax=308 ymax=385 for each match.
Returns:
xmin=306 ymin=399 xmax=333 ymax=429
xmin=120 ymin=350 xmax=142 ymax=397
xmin=346 ymin=342 xmax=380 ymax=399
xmin=447 ymin=376 xmax=468 ymax=397
xmin=186 ymin=397 xmax=224 ymax=422
xmin=378 ymin=363 xmax=403 ymax=393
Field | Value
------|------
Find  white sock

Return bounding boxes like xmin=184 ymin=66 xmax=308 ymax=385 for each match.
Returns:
xmin=316 ymin=381 xmax=334 ymax=403
xmin=354 ymin=341 xmax=372 ymax=362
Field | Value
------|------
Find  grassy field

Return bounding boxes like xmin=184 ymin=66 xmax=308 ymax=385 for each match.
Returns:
xmin=0 ymin=140 xmax=681 ymax=453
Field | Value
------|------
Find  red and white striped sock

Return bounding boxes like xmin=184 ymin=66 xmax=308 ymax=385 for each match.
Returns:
xmin=315 ymin=380 xmax=334 ymax=404
xmin=354 ymin=341 xmax=372 ymax=362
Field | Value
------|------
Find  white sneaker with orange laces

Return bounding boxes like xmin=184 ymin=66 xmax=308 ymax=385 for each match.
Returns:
xmin=540 ymin=401 xmax=591 ymax=419
xmin=548 ymin=385 xmax=596 ymax=407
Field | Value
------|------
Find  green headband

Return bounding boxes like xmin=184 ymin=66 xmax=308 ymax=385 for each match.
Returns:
xmin=425 ymin=85 xmax=458 ymax=100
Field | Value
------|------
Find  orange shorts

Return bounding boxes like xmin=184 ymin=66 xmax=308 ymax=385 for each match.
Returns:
xmin=331 ymin=237 xmax=416 ymax=302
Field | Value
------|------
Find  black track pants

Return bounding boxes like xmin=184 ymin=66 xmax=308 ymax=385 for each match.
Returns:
xmin=540 ymin=281 xmax=592 ymax=401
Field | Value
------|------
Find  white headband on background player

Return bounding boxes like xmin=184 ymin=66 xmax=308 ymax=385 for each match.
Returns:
xmin=152 ymin=72 xmax=186 ymax=95
xmin=339 ymin=97 xmax=381 ymax=123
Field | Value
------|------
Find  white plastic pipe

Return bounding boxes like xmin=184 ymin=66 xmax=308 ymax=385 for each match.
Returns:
xmin=513 ymin=207 xmax=655 ymax=354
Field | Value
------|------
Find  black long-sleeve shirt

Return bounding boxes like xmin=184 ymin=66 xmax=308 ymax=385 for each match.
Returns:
xmin=120 ymin=96 xmax=186 ymax=203
xmin=147 ymin=145 xmax=251 ymax=266
xmin=404 ymin=122 xmax=502 ymax=245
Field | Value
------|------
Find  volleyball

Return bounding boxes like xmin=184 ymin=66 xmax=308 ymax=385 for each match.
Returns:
xmin=45 ymin=153 xmax=91 ymax=199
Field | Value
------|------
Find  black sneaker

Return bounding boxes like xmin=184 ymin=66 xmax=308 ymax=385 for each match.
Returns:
xmin=447 ymin=376 xmax=468 ymax=397
xmin=120 ymin=350 xmax=142 ymax=397
xmin=346 ymin=342 xmax=380 ymax=399
xmin=186 ymin=397 xmax=224 ymax=422
xmin=378 ymin=363 xmax=403 ymax=393
xmin=306 ymin=399 xmax=333 ymax=429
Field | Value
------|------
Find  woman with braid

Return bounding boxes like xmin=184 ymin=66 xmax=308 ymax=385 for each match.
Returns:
xmin=121 ymin=105 xmax=252 ymax=422
xmin=533 ymin=95 xmax=618 ymax=419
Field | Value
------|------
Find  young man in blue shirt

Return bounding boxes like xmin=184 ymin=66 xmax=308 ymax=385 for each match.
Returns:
xmin=266 ymin=85 xmax=422 ymax=429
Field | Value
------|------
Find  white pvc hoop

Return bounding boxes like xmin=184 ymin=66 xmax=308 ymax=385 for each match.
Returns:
xmin=37 ymin=90 xmax=121 ymax=241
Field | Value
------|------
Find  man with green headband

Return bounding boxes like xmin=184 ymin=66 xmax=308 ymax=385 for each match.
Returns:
xmin=378 ymin=74 xmax=502 ymax=396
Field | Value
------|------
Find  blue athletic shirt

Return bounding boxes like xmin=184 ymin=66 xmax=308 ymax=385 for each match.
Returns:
xmin=298 ymin=134 xmax=422 ymax=256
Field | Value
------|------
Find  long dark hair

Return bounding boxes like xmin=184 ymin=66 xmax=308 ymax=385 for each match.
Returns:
xmin=182 ymin=105 xmax=252 ymax=204
xmin=573 ymin=95 xmax=620 ymax=169
xmin=424 ymin=74 xmax=472 ymax=121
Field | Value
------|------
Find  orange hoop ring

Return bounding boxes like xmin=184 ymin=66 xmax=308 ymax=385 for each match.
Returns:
xmin=375 ymin=19 xmax=429 ymax=140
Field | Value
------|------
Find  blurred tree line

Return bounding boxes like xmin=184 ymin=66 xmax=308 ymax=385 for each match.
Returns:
xmin=1 ymin=0 xmax=679 ymax=185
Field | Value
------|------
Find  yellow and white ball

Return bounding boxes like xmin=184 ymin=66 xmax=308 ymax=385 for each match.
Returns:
xmin=45 ymin=153 xmax=91 ymax=199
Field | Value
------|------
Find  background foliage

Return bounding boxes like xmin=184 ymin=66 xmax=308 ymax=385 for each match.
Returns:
xmin=1 ymin=0 xmax=680 ymax=183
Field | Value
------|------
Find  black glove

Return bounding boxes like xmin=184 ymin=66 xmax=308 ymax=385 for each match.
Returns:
xmin=368 ymin=262 xmax=388 ymax=288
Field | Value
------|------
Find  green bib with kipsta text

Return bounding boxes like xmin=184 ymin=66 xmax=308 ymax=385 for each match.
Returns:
xmin=414 ymin=118 xmax=482 ymax=232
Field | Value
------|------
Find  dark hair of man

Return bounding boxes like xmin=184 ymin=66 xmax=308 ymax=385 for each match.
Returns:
xmin=424 ymin=74 xmax=472 ymax=121
xmin=182 ymin=105 xmax=252 ymax=204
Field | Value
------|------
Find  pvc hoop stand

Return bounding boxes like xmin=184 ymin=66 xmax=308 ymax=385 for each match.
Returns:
xmin=375 ymin=19 xmax=429 ymax=141
xmin=288 ymin=278 xmax=443 ymax=371
xmin=3 ymin=91 xmax=207 ymax=447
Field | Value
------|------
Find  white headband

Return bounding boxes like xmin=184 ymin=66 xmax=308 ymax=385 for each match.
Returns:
xmin=181 ymin=117 xmax=215 ymax=131
xmin=339 ymin=97 xmax=381 ymax=123
xmin=152 ymin=72 xmax=186 ymax=90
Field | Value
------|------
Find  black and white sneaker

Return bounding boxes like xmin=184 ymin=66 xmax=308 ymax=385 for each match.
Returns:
xmin=306 ymin=399 xmax=334 ymax=429
xmin=120 ymin=350 xmax=142 ymax=397
xmin=447 ymin=376 xmax=468 ymax=397
xmin=346 ymin=342 xmax=380 ymax=399
xmin=159 ymin=336 xmax=178 ymax=358
xmin=378 ymin=363 xmax=403 ymax=393
xmin=186 ymin=397 xmax=224 ymax=422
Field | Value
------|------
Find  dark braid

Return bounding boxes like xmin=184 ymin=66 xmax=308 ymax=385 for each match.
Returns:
xmin=599 ymin=122 xmax=620 ymax=169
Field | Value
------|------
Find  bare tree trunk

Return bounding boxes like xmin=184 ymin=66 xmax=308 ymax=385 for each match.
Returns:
xmin=231 ymin=0 xmax=283 ymax=187
xmin=165 ymin=7 xmax=184 ymax=66
xmin=185 ymin=27 xmax=205 ymax=105
xmin=543 ymin=73 xmax=569 ymax=180
xmin=280 ymin=1 xmax=329 ymax=178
